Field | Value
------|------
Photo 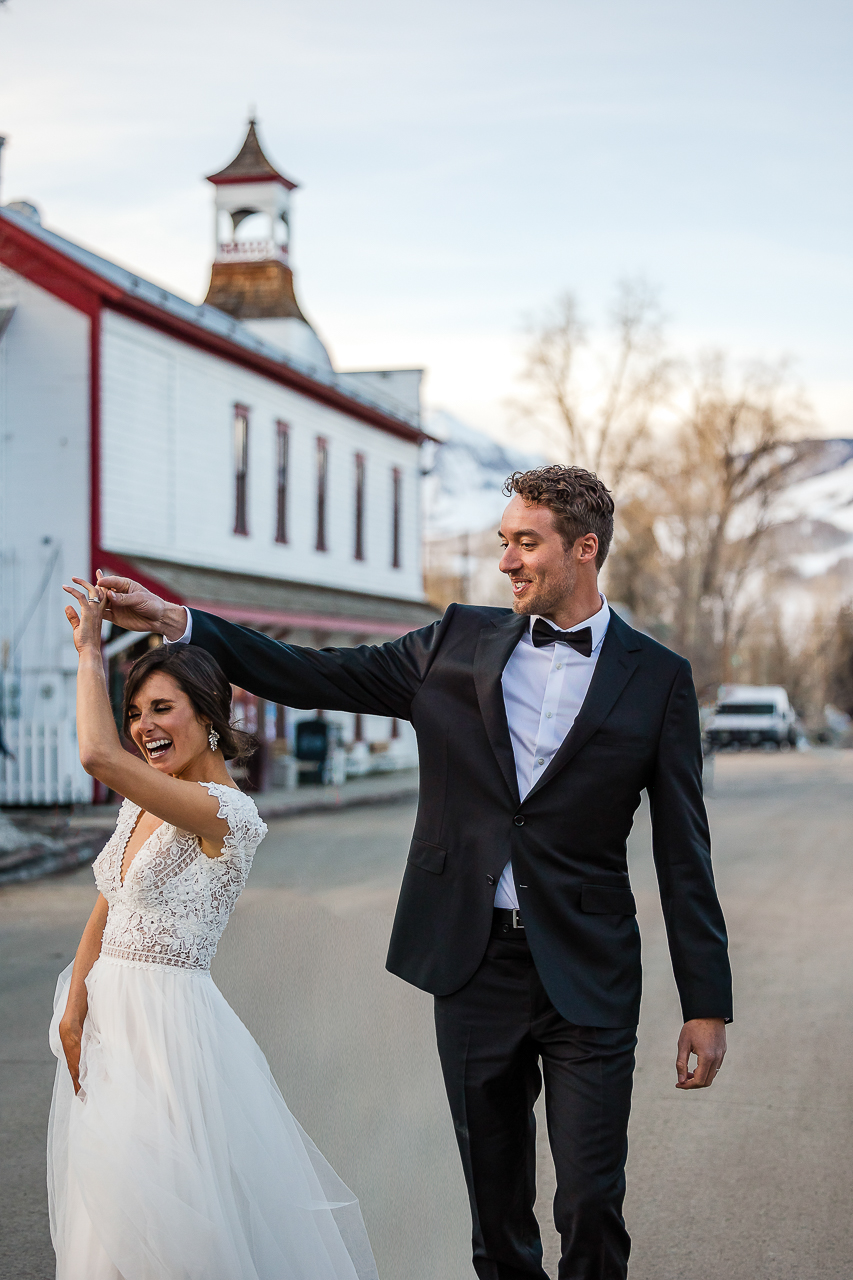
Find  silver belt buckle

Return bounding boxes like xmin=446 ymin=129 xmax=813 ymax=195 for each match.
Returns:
xmin=511 ymin=909 xmax=524 ymax=930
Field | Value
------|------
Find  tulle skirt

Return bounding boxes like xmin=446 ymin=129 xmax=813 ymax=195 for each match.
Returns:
xmin=47 ymin=957 xmax=378 ymax=1280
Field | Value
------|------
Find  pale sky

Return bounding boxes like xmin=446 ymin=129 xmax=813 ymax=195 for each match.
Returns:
xmin=1 ymin=0 xmax=851 ymax=440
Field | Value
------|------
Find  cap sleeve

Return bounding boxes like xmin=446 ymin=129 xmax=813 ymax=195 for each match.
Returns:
xmin=197 ymin=781 xmax=267 ymax=867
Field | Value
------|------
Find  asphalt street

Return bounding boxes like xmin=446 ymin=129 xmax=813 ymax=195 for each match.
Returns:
xmin=2 ymin=750 xmax=852 ymax=1279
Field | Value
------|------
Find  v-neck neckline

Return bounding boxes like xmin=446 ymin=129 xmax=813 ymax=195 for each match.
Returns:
xmin=118 ymin=806 xmax=166 ymax=888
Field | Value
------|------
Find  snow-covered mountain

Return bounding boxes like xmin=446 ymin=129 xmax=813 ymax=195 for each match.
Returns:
xmin=768 ymin=440 xmax=853 ymax=581
xmin=422 ymin=410 xmax=545 ymax=539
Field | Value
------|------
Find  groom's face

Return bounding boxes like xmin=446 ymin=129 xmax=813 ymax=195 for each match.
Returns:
xmin=498 ymin=496 xmax=579 ymax=618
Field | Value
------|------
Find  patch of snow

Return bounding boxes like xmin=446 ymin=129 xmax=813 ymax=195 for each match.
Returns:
xmin=790 ymin=541 xmax=853 ymax=579
xmin=772 ymin=447 xmax=853 ymax=536
xmin=0 ymin=812 xmax=61 ymax=854
xmin=423 ymin=410 xmax=546 ymax=538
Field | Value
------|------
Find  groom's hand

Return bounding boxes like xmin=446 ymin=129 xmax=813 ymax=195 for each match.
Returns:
xmin=95 ymin=572 xmax=188 ymax=641
xmin=676 ymin=1018 xmax=726 ymax=1089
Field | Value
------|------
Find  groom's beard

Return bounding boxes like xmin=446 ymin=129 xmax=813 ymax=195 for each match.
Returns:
xmin=510 ymin=559 xmax=577 ymax=620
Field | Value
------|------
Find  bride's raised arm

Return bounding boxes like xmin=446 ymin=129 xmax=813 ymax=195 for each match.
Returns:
xmin=62 ymin=578 xmax=231 ymax=849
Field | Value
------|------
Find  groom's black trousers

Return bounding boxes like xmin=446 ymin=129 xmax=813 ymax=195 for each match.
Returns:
xmin=434 ymin=927 xmax=637 ymax=1280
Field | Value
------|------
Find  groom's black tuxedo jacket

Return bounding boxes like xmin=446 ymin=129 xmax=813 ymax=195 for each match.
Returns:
xmin=190 ymin=604 xmax=732 ymax=1028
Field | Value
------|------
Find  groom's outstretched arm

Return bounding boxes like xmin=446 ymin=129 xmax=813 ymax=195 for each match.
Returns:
xmin=96 ymin=573 xmax=450 ymax=720
xmin=186 ymin=608 xmax=446 ymax=719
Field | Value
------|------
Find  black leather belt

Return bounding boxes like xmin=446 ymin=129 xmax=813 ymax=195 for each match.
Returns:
xmin=492 ymin=907 xmax=526 ymax=938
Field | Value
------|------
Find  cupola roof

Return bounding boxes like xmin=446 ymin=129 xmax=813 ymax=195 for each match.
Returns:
xmin=206 ymin=119 xmax=298 ymax=190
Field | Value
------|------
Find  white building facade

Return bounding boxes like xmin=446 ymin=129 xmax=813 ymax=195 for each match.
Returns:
xmin=0 ymin=122 xmax=437 ymax=804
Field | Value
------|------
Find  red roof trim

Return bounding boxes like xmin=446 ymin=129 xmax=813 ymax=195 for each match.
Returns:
xmin=207 ymin=173 xmax=297 ymax=191
xmin=0 ymin=214 xmax=428 ymax=446
xmin=184 ymin=598 xmax=420 ymax=637
xmin=106 ymin=291 xmax=426 ymax=443
xmin=0 ymin=219 xmax=101 ymax=318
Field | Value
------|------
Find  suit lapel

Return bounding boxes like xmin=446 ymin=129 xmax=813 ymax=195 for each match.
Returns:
xmin=473 ymin=613 xmax=527 ymax=804
xmin=524 ymin=611 xmax=642 ymax=802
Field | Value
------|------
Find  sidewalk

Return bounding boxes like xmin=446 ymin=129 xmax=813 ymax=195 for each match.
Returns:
xmin=0 ymin=770 xmax=419 ymax=884
xmin=5 ymin=767 xmax=421 ymax=835
xmin=254 ymin=767 xmax=419 ymax=820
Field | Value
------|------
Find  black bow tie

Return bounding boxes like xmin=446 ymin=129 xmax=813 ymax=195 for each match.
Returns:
xmin=530 ymin=619 xmax=593 ymax=657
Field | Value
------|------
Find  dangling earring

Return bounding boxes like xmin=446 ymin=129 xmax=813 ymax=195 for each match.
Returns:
xmin=208 ymin=727 xmax=220 ymax=751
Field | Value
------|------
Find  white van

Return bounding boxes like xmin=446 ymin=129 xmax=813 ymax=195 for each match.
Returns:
xmin=705 ymin=685 xmax=797 ymax=749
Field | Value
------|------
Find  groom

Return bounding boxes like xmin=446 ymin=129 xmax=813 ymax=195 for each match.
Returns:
xmin=98 ymin=464 xmax=731 ymax=1279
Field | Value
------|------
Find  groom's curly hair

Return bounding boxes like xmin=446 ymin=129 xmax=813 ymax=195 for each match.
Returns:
xmin=503 ymin=465 xmax=615 ymax=570
xmin=122 ymin=645 xmax=257 ymax=765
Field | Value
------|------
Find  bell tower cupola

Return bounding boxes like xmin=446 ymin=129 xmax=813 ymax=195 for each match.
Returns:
xmin=203 ymin=119 xmax=332 ymax=372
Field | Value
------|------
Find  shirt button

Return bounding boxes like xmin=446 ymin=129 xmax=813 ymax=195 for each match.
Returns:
xmin=513 ymin=815 xmax=525 ymax=826
xmin=545 ymin=711 xmax=552 ymax=719
xmin=486 ymin=874 xmax=496 ymax=885
xmin=556 ymin=663 xmax=563 ymax=670
xmin=538 ymin=757 xmax=545 ymax=765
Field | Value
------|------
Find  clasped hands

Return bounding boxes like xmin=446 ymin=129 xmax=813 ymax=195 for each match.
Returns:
xmin=62 ymin=571 xmax=188 ymax=646
xmin=84 ymin=571 xmax=189 ymax=640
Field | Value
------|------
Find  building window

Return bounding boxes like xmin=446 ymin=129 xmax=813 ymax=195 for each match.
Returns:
xmin=233 ymin=405 xmax=249 ymax=535
xmin=316 ymin=436 xmax=328 ymax=552
xmin=391 ymin=466 xmax=402 ymax=568
xmin=275 ymin=421 xmax=289 ymax=544
xmin=354 ymin=452 xmax=366 ymax=561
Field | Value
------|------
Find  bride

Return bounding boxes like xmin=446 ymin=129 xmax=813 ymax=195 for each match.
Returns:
xmin=49 ymin=577 xmax=378 ymax=1280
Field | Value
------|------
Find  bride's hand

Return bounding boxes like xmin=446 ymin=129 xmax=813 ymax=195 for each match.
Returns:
xmin=58 ymin=1017 xmax=83 ymax=1094
xmin=94 ymin=573 xmax=187 ymax=641
xmin=62 ymin=578 xmax=108 ymax=653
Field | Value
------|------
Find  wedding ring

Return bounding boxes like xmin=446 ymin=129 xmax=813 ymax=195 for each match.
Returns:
xmin=89 ymin=593 xmax=100 ymax=604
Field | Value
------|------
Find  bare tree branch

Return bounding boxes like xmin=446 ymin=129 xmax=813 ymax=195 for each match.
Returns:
xmin=512 ymin=278 xmax=671 ymax=485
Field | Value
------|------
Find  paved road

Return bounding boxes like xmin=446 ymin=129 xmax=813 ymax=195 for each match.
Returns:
xmin=2 ymin=751 xmax=852 ymax=1279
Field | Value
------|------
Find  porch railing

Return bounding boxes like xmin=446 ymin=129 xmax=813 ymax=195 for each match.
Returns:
xmin=0 ymin=719 xmax=92 ymax=806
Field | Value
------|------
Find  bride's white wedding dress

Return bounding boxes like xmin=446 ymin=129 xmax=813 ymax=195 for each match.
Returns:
xmin=47 ymin=781 xmax=378 ymax=1280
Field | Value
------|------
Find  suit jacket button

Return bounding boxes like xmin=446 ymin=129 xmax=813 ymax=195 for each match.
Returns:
xmin=513 ymin=815 xmax=525 ymax=826
xmin=486 ymin=875 xmax=496 ymax=885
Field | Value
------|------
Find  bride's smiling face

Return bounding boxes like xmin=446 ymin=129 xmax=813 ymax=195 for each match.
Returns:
xmin=127 ymin=672 xmax=213 ymax=777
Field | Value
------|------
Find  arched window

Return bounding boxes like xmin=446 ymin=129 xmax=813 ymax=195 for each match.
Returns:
xmin=232 ymin=210 xmax=269 ymax=242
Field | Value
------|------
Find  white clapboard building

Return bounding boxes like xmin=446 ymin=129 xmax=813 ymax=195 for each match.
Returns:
xmin=0 ymin=121 xmax=437 ymax=804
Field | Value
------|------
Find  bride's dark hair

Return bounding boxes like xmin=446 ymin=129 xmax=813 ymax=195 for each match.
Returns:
xmin=122 ymin=644 xmax=257 ymax=764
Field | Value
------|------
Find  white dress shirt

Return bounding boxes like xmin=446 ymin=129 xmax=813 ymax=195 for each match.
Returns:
xmin=166 ymin=609 xmax=194 ymax=645
xmin=494 ymin=596 xmax=611 ymax=910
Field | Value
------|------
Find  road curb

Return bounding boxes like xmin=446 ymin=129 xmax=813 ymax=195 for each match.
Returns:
xmin=256 ymin=784 xmax=419 ymax=821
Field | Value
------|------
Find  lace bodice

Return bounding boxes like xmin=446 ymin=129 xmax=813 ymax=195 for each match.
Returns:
xmin=93 ymin=782 xmax=267 ymax=972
